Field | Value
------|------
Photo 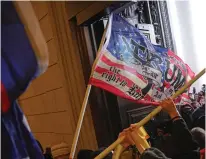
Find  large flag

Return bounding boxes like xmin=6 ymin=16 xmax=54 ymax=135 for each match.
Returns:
xmin=1 ymin=2 xmax=47 ymax=159
xmin=90 ymin=14 xmax=194 ymax=105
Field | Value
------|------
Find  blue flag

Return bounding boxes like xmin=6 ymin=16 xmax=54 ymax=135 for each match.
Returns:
xmin=1 ymin=2 xmax=46 ymax=158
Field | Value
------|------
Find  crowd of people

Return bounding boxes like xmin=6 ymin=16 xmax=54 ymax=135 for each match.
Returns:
xmin=189 ymin=84 xmax=205 ymax=109
xmin=147 ymin=98 xmax=205 ymax=159
xmin=77 ymin=85 xmax=205 ymax=159
xmin=36 ymin=85 xmax=205 ymax=159
xmin=178 ymin=85 xmax=205 ymax=130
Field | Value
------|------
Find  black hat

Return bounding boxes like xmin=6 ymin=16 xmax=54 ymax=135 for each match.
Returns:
xmin=140 ymin=148 xmax=171 ymax=159
xmin=77 ymin=149 xmax=94 ymax=159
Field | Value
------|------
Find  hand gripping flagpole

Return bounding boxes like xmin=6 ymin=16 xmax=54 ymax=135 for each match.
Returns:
xmin=95 ymin=68 xmax=206 ymax=159
xmin=69 ymin=20 xmax=110 ymax=159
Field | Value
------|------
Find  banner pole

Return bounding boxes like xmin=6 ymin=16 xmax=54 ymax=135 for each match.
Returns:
xmin=112 ymin=144 xmax=126 ymax=159
xmin=94 ymin=68 xmax=205 ymax=159
xmin=135 ymin=68 xmax=205 ymax=128
xmin=69 ymin=20 xmax=110 ymax=159
xmin=69 ymin=84 xmax=92 ymax=159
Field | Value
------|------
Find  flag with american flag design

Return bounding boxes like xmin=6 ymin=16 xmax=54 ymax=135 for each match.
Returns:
xmin=89 ymin=14 xmax=194 ymax=105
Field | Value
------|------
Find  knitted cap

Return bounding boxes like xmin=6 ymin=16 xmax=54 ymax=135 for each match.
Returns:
xmin=140 ymin=148 xmax=170 ymax=159
xmin=51 ymin=142 xmax=70 ymax=158
xmin=77 ymin=149 xmax=93 ymax=159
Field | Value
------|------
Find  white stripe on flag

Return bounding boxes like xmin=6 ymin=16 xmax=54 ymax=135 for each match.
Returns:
xmin=101 ymin=50 xmax=162 ymax=85
xmin=97 ymin=60 xmax=146 ymax=86
xmin=94 ymin=61 xmax=154 ymax=97
xmin=92 ymin=71 xmax=137 ymax=100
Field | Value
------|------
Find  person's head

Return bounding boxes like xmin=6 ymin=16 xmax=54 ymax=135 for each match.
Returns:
xmin=189 ymin=93 xmax=193 ymax=99
xmin=191 ymin=127 xmax=205 ymax=149
xmin=194 ymin=94 xmax=199 ymax=101
xmin=198 ymin=91 xmax=204 ymax=96
xmin=77 ymin=149 xmax=93 ymax=159
xmin=51 ymin=142 xmax=70 ymax=159
xmin=180 ymin=104 xmax=194 ymax=129
xmin=140 ymin=148 xmax=170 ymax=159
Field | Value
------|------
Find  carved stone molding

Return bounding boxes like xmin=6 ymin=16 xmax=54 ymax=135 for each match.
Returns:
xmin=117 ymin=1 xmax=174 ymax=50
xmin=157 ymin=1 xmax=174 ymax=51
xmin=50 ymin=1 xmax=97 ymax=150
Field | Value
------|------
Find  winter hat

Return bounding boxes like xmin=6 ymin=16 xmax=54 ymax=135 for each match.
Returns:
xmin=140 ymin=148 xmax=171 ymax=159
xmin=51 ymin=142 xmax=70 ymax=158
xmin=77 ymin=149 xmax=94 ymax=159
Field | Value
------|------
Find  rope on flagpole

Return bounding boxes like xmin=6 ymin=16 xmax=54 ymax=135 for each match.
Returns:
xmin=94 ymin=68 xmax=206 ymax=159
xmin=69 ymin=20 xmax=110 ymax=159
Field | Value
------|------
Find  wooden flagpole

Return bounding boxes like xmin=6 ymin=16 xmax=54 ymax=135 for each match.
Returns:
xmin=112 ymin=144 xmax=126 ymax=159
xmin=69 ymin=21 xmax=109 ymax=159
xmin=134 ymin=68 xmax=206 ymax=128
xmin=69 ymin=84 xmax=92 ymax=159
xmin=13 ymin=1 xmax=49 ymax=74
xmin=95 ymin=68 xmax=206 ymax=159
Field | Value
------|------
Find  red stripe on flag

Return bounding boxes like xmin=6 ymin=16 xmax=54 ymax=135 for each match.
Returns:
xmin=94 ymin=66 xmax=154 ymax=101
xmin=90 ymin=77 xmax=131 ymax=98
xmin=1 ymin=82 xmax=10 ymax=113
xmin=90 ymin=78 xmax=159 ymax=106
xmin=94 ymin=66 xmax=145 ymax=89
xmin=186 ymin=64 xmax=195 ymax=79
xmin=100 ymin=55 xmax=147 ymax=83
xmin=168 ymin=69 xmax=173 ymax=77
xmin=168 ymin=51 xmax=187 ymax=76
